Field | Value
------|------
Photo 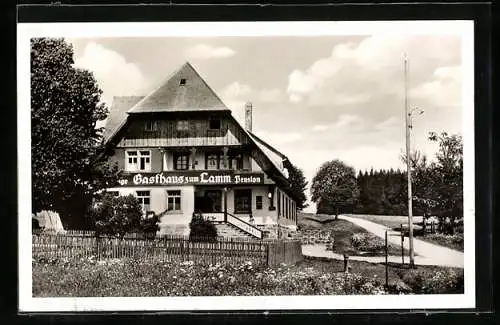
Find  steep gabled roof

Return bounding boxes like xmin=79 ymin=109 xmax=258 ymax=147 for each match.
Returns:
xmin=103 ymin=96 xmax=144 ymax=142
xmin=128 ymin=62 xmax=230 ymax=114
xmin=101 ymin=62 xmax=298 ymax=202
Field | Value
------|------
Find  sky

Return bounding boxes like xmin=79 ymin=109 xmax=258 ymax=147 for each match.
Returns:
xmin=67 ymin=33 xmax=464 ymax=213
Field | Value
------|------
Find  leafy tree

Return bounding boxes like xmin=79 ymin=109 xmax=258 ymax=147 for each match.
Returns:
xmin=402 ymin=132 xmax=463 ymax=234
xmin=283 ymin=160 xmax=308 ymax=210
xmin=90 ymin=194 xmax=145 ymax=240
xmin=31 ymin=38 xmax=120 ymax=229
xmin=428 ymin=132 xmax=463 ymax=234
xmin=311 ymin=160 xmax=360 ymax=219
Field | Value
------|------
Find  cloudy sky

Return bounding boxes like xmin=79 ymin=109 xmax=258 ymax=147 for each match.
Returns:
xmin=67 ymin=32 xmax=465 ymax=212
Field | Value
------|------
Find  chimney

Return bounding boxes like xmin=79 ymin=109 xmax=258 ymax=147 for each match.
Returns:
xmin=245 ymin=101 xmax=253 ymax=131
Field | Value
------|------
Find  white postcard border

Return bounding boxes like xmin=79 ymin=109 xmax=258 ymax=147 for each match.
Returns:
xmin=18 ymin=21 xmax=475 ymax=312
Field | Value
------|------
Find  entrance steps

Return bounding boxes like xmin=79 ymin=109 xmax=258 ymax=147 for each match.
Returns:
xmin=214 ymin=222 xmax=258 ymax=239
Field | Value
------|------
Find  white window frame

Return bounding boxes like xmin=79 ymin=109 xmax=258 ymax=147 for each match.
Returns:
xmin=177 ymin=120 xmax=189 ymax=131
xmin=136 ymin=190 xmax=151 ymax=212
xmin=167 ymin=190 xmax=182 ymax=212
xmin=126 ymin=150 xmax=151 ymax=172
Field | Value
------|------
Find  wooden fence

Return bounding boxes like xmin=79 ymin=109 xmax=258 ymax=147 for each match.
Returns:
xmin=32 ymin=231 xmax=303 ymax=267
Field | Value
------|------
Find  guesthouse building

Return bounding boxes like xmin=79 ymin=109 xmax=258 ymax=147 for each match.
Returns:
xmin=102 ymin=62 xmax=298 ymax=239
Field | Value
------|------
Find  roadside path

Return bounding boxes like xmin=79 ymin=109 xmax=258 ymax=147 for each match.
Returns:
xmin=301 ymin=215 xmax=464 ymax=268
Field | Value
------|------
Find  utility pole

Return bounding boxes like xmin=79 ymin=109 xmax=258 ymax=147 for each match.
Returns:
xmin=404 ymin=53 xmax=415 ymax=268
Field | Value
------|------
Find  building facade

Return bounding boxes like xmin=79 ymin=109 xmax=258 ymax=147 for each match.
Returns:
xmin=103 ymin=62 xmax=298 ymax=239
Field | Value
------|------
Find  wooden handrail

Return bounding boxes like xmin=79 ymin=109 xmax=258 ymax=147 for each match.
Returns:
xmin=226 ymin=212 xmax=263 ymax=239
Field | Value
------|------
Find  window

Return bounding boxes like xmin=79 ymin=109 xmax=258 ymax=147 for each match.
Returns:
xmin=206 ymin=153 xmax=219 ymax=170
xmin=229 ymin=154 xmax=243 ymax=170
xmin=209 ymin=118 xmax=221 ymax=130
xmin=167 ymin=190 xmax=181 ymax=211
xmin=179 ymin=78 xmax=187 ymax=86
xmin=174 ymin=152 xmax=189 ymax=170
xmin=256 ymin=195 xmax=263 ymax=210
xmin=136 ymin=191 xmax=151 ymax=212
xmin=277 ymin=191 xmax=281 ymax=216
xmin=177 ymin=120 xmax=189 ymax=131
xmin=234 ymin=189 xmax=252 ymax=214
xmin=145 ymin=120 xmax=158 ymax=132
xmin=126 ymin=150 xmax=151 ymax=172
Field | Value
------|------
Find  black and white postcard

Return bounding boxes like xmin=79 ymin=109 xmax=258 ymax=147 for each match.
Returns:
xmin=18 ymin=20 xmax=475 ymax=312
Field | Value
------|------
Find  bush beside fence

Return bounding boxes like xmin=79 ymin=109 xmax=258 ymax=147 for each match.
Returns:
xmin=32 ymin=232 xmax=303 ymax=267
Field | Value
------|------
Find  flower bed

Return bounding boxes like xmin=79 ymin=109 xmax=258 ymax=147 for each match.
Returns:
xmin=395 ymin=267 xmax=464 ymax=294
xmin=32 ymin=256 xmax=387 ymax=297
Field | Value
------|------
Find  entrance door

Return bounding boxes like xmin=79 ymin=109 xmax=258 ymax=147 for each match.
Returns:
xmin=204 ymin=190 xmax=222 ymax=213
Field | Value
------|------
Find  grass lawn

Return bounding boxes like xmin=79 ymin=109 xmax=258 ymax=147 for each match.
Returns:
xmin=298 ymin=214 xmax=410 ymax=257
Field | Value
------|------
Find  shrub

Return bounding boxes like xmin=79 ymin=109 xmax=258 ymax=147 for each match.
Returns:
xmin=398 ymin=268 xmax=464 ymax=294
xmin=90 ymin=194 xmax=144 ymax=239
xmin=139 ymin=212 xmax=160 ymax=239
xmin=189 ymin=212 xmax=218 ymax=242
xmin=351 ymin=233 xmax=385 ymax=252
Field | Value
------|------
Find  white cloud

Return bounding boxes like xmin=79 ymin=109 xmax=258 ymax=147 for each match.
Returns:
xmin=221 ymin=81 xmax=252 ymax=99
xmin=73 ymin=42 xmax=149 ymax=106
xmin=219 ymin=82 xmax=285 ymax=125
xmin=186 ymin=44 xmax=236 ymax=59
xmin=286 ymin=34 xmax=461 ymax=107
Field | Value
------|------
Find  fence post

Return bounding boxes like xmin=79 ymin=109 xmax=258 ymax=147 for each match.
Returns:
xmin=343 ymin=253 xmax=350 ymax=273
xmin=266 ymin=242 xmax=271 ymax=267
xmin=401 ymin=223 xmax=404 ymax=265
xmin=385 ymin=230 xmax=389 ymax=288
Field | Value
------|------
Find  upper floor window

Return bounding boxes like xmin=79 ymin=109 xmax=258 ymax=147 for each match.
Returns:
xmin=145 ymin=120 xmax=158 ymax=132
xmin=206 ymin=153 xmax=219 ymax=170
xmin=209 ymin=118 xmax=221 ymax=130
xmin=179 ymin=78 xmax=187 ymax=86
xmin=177 ymin=120 xmax=189 ymax=131
xmin=174 ymin=152 xmax=189 ymax=170
xmin=229 ymin=154 xmax=243 ymax=170
xmin=126 ymin=150 xmax=151 ymax=172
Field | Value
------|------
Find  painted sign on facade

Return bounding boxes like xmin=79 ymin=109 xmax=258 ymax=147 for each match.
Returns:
xmin=117 ymin=171 xmax=265 ymax=186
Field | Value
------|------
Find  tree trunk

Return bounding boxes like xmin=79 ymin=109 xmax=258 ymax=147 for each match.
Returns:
xmin=422 ymin=212 xmax=427 ymax=233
